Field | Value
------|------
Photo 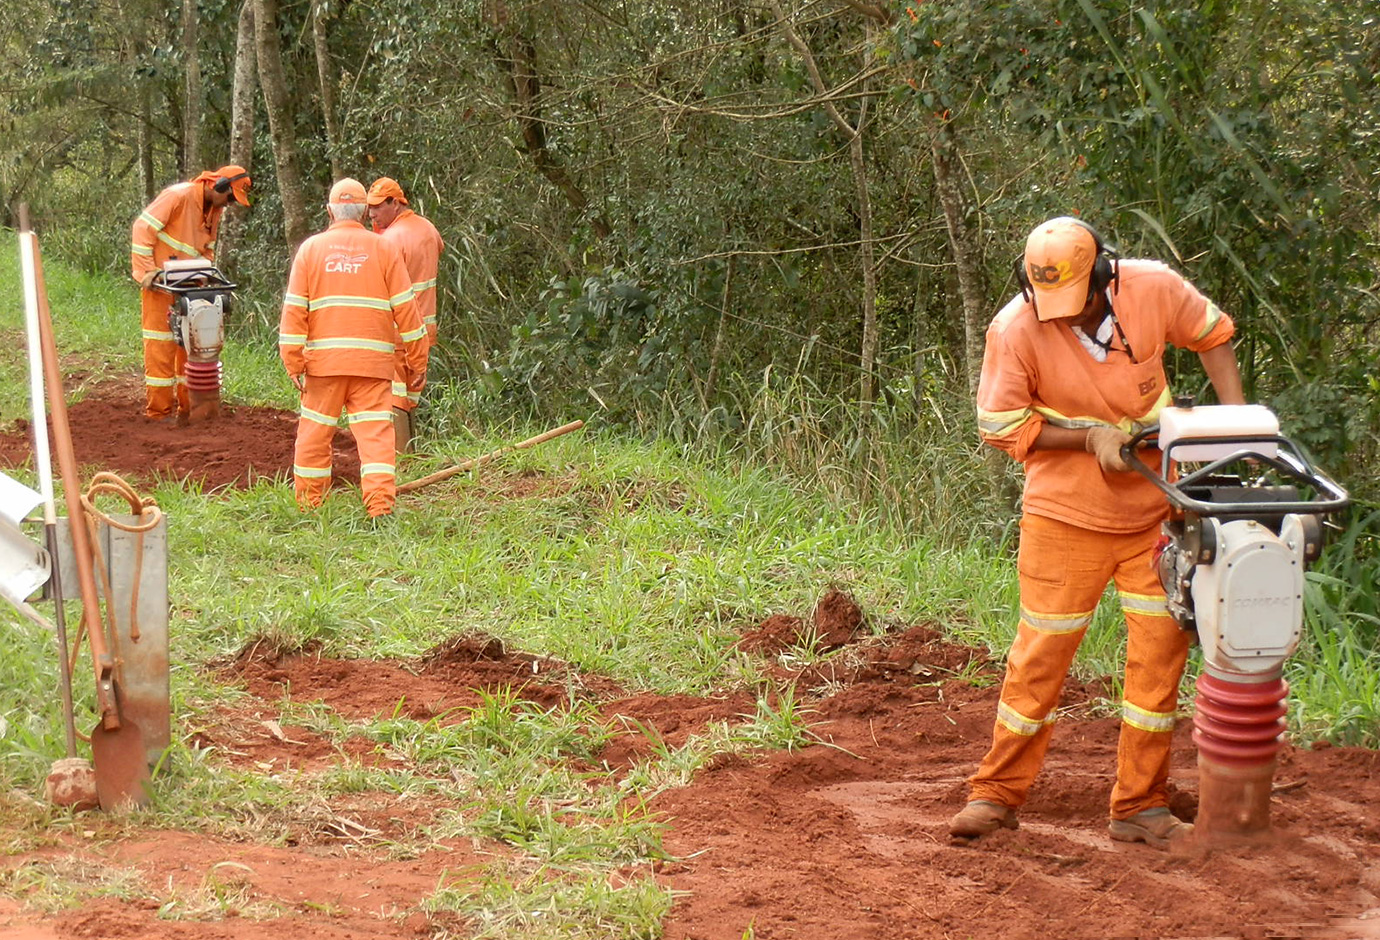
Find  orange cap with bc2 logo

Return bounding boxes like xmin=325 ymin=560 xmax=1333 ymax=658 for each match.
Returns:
xmin=1024 ymin=217 xmax=1097 ymax=321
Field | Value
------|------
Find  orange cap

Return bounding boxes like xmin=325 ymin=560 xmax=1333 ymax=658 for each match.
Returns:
xmin=1024 ymin=217 xmax=1097 ymax=321
xmin=367 ymin=177 xmax=408 ymax=207
xmin=329 ymin=178 xmax=368 ymax=204
xmin=197 ymin=165 xmax=253 ymax=206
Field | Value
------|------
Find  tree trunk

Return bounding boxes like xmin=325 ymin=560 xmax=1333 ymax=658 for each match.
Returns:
xmin=487 ymin=0 xmax=610 ymax=239
xmin=930 ymin=120 xmax=1015 ymax=505
xmin=848 ymin=90 xmax=878 ymax=416
xmin=910 ymin=239 xmax=930 ymax=415
xmin=930 ymin=121 xmax=987 ymax=397
xmin=181 ymin=0 xmax=202 ymax=171
xmin=312 ymin=0 xmax=341 ymax=178
xmin=219 ymin=0 xmax=258 ymax=270
xmin=138 ymin=82 xmax=155 ymax=200
xmin=769 ymin=0 xmax=880 ymax=414
xmin=254 ymin=0 xmax=312 ymax=251
xmin=704 ymin=254 xmax=734 ymax=406
xmin=229 ymin=0 xmax=257 ymax=170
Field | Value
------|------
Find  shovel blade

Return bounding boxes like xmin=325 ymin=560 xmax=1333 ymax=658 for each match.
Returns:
xmin=91 ymin=720 xmax=151 ymax=811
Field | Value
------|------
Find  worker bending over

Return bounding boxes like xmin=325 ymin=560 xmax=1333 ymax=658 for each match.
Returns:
xmin=130 ymin=165 xmax=251 ymax=422
xmin=278 ymin=178 xmax=428 ymax=518
xmin=951 ymin=216 xmax=1245 ymax=849
xmin=367 ymin=177 xmax=444 ymax=454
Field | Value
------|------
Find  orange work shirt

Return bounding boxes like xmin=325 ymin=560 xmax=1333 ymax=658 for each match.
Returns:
xmin=378 ymin=209 xmax=444 ymax=343
xmin=278 ymin=219 xmax=428 ymax=382
xmin=130 ymin=181 xmax=223 ymax=282
xmin=977 ymin=259 xmax=1236 ymax=533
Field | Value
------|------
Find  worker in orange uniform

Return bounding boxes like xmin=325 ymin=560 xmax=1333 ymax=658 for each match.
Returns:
xmin=367 ymin=177 xmax=444 ymax=454
xmin=130 ymin=165 xmax=251 ymax=421
xmin=950 ymin=217 xmax=1246 ymax=849
xmin=278 ymin=178 xmax=429 ymax=518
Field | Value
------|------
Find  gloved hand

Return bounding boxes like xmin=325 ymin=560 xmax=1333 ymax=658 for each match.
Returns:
xmin=138 ymin=270 xmax=158 ymax=290
xmin=406 ymin=371 xmax=427 ymax=393
xmin=1085 ymin=426 xmax=1133 ymax=473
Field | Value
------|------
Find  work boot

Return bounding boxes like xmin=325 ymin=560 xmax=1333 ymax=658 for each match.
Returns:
xmin=1108 ymin=807 xmax=1193 ymax=849
xmin=949 ymin=800 xmax=1018 ymax=842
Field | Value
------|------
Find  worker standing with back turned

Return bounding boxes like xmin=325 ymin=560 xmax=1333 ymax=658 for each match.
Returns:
xmin=278 ymin=178 xmax=429 ymax=518
xmin=950 ymin=216 xmax=1246 ymax=849
xmin=367 ymin=177 xmax=444 ymax=454
xmin=130 ymin=165 xmax=251 ymax=422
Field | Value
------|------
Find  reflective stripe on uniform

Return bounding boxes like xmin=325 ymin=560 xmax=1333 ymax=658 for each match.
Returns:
xmin=132 ymin=244 xmax=154 ymax=257
xmin=400 ymin=325 xmax=427 ymax=343
xmin=1122 ymin=700 xmax=1176 ymax=733
xmin=279 ymin=333 xmax=307 ymax=346
xmin=283 ymin=293 xmax=309 ymax=309
xmin=304 ymin=337 xmax=396 ymax=354
xmin=138 ymin=211 xmax=166 ymax=231
xmin=1119 ymin=591 xmax=1171 ymax=618
xmin=978 ymin=406 xmax=1034 ymax=437
xmin=412 ymin=278 xmax=437 ymax=292
xmin=389 ymin=288 xmax=415 ymax=306
xmin=299 ymin=405 xmax=341 ymax=427
xmin=346 ymin=410 xmax=393 ymax=424
xmin=306 ymin=295 xmax=392 ymax=312
xmin=144 ymin=375 xmax=176 ymax=387
xmin=423 ymin=315 xmax=437 ymax=325
xmin=1034 ymin=407 xmax=1122 ymax=432
xmin=1035 ymin=389 xmax=1170 ymax=435
xmin=391 ymin=381 xmax=408 ymax=397
xmin=293 ymin=464 xmax=333 ymax=479
xmin=1195 ymin=302 xmax=1223 ymax=341
xmin=143 ymin=329 xmax=176 ymax=341
xmin=359 ymin=463 xmax=395 ymax=477
xmin=1020 ymin=606 xmax=1094 ymax=635
xmin=156 ymin=231 xmax=198 ymax=256
xmin=996 ymin=701 xmax=1056 ymax=737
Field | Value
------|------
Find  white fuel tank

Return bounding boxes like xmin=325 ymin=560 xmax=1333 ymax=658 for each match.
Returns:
xmin=1158 ymin=404 xmax=1279 ymax=462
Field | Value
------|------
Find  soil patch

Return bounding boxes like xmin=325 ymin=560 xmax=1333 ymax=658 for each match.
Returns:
xmin=5 ymin=617 xmax=1380 ymax=940
xmin=0 ymin=380 xmax=359 ymax=490
xmin=2 ymin=406 xmax=1378 ymax=940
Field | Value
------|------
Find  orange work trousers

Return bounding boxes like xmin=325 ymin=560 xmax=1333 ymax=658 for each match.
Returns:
xmin=292 ymin=375 xmax=397 ymax=517
xmin=968 ymin=513 xmax=1189 ymax=820
xmin=141 ymin=289 xmax=189 ymax=419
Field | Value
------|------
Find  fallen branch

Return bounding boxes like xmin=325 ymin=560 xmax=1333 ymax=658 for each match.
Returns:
xmin=397 ymin=420 xmax=585 ymax=494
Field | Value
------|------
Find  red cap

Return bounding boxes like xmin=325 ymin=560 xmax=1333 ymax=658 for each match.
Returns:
xmin=1024 ymin=217 xmax=1097 ymax=321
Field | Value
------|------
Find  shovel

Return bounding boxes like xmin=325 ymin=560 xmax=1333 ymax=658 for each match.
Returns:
xmin=20 ymin=208 xmax=149 ymax=809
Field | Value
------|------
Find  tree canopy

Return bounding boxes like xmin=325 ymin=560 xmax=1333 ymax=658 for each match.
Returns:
xmin=4 ymin=0 xmax=1377 ymax=515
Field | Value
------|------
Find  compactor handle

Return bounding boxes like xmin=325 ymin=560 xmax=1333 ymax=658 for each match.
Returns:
xmin=1122 ymin=426 xmax=1350 ymax=517
xmin=153 ymin=267 xmax=237 ymax=295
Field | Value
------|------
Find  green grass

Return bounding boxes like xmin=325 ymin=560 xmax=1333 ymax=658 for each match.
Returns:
xmin=2 ymin=247 xmax=1378 ymax=934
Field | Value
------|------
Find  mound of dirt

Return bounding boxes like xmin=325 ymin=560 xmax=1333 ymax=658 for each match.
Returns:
xmin=738 ymin=588 xmax=865 ymax=655
xmin=0 ymin=379 xmax=360 ymax=489
xmin=6 ymin=616 xmax=1379 ymax=940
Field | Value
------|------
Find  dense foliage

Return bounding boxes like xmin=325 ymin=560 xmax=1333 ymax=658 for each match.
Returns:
xmin=2 ymin=0 xmax=1376 ymax=529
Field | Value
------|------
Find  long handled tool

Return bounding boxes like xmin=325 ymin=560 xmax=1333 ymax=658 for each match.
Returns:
xmin=18 ymin=208 xmax=79 ymax=764
xmin=397 ymin=420 xmax=585 ymax=494
xmin=20 ymin=208 xmax=150 ymax=810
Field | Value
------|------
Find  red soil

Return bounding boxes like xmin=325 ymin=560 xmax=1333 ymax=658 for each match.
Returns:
xmin=1 ymin=387 xmax=1378 ymax=940
xmin=0 ymin=379 xmax=360 ymax=490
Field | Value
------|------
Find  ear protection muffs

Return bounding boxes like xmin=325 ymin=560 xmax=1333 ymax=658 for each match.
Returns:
xmin=213 ymin=171 xmax=250 ymax=194
xmin=1015 ymin=218 xmax=1121 ymax=304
